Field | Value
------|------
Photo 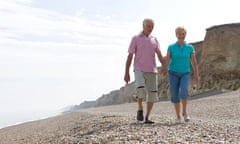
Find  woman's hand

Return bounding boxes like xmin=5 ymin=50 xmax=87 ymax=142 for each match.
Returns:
xmin=193 ymin=74 xmax=200 ymax=84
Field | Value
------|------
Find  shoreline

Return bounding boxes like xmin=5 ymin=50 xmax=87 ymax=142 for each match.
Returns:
xmin=0 ymin=111 xmax=61 ymax=130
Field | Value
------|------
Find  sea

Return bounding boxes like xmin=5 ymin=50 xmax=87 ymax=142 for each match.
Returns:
xmin=0 ymin=111 xmax=61 ymax=129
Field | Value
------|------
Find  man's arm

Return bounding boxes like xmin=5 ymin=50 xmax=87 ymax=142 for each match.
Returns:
xmin=124 ymin=53 xmax=133 ymax=84
xmin=156 ymin=50 xmax=165 ymax=66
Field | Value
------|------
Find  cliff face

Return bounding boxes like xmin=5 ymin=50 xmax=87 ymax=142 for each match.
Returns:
xmin=74 ymin=23 xmax=240 ymax=110
xmin=198 ymin=24 xmax=240 ymax=92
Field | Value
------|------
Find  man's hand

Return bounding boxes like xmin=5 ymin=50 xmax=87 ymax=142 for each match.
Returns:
xmin=124 ymin=73 xmax=130 ymax=84
xmin=124 ymin=53 xmax=133 ymax=84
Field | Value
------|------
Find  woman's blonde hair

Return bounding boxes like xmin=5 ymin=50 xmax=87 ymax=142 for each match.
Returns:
xmin=175 ymin=26 xmax=187 ymax=34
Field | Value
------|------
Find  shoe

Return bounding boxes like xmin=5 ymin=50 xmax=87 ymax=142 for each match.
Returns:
xmin=183 ymin=114 xmax=190 ymax=122
xmin=144 ymin=118 xmax=154 ymax=124
xmin=175 ymin=118 xmax=181 ymax=124
xmin=137 ymin=110 xmax=144 ymax=121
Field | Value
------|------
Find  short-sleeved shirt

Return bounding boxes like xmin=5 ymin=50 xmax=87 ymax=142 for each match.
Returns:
xmin=167 ymin=41 xmax=195 ymax=72
xmin=128 ymin=32 xmax=161 ymax=73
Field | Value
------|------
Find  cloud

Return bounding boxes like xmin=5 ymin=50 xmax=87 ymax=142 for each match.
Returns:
xmin=0 ymin=0 xmax=132 ymax=80
xmin=0 ymin=0 xmax=136 ymax=46
xmin=14 ymin=0 xmax=32 ymax=3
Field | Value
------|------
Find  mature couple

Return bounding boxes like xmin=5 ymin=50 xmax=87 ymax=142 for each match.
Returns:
xmin=124 ymin=18 xmax=200 ymax=124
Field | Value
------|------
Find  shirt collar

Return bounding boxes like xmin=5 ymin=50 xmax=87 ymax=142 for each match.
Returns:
xmin=175 ymin=41 xmax=187 ymax=47
xmin=139 ymin=31 xmax=152 ymax=38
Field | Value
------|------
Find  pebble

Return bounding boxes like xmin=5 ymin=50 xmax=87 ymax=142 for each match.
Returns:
xmin=0 ymin=90 xmax=239 ymax=143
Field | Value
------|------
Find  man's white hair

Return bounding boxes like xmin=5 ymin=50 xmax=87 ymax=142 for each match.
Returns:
xmin=143 ymin=18 xmax=154 ymax=26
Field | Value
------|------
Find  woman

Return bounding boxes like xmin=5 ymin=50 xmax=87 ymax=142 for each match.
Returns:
xmin=163 ymin=26 xmax=199 ymax=123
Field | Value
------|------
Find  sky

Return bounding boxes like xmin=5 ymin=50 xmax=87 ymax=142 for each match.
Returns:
xmin=0 ymin=0 xmax=239 ymax=113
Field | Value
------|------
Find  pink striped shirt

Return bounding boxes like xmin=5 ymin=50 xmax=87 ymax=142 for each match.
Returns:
xmin=128 ymin=32 xmax=161 ymax=73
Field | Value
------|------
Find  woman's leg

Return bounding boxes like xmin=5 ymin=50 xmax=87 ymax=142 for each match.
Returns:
xmin=168 ymin=71 xmax=180 ymax=119
xmin=179 ymin=73 xmax=191 ymax=121
xmin=181 ymin=99 xmax=187 ymax=115
xmin=174 ymin=102 xmax=181 ymax=119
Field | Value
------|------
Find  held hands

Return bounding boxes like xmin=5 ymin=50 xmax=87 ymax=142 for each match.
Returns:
xmin=160 ymin=69 xmax=167 ymax=75
xmin=160 ymin=65 xmax=168 ymax=76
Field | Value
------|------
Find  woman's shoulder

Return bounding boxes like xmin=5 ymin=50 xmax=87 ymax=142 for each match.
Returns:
xmin=184 ymin=43 xmax=195 ymax=52
xmin=168 ymin=42 xmax=178 ymax=47
xmin=184 ymin=42 xmax=194 ymax=48
xmin=167 ymin=42 xmax=177 ymax=52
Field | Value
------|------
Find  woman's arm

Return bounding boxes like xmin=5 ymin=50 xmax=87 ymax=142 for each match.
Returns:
xmin=190 ymin=53 xmax=200 ymax=84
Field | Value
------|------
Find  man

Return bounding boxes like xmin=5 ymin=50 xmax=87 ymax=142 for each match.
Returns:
xmin=124 ymin=18 xmax=165 ymax=124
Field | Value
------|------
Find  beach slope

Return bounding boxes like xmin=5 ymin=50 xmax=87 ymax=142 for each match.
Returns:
xmin=0 ymin=90 xmax=239 ymax=143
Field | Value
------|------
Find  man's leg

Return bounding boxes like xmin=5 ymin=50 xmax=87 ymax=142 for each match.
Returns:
xmin=144 ymin=90 xmax=157 ymax=124
xmin=134 ymin=70 xmax=146 ymax=121
xmin=144 ymin=73 xmax=158 ymax=123
xmin=136 ymin=87 xmax=145 ymax=121
xmin=145 ymin=101 xmax=153 ymax=119
xmin=138 ymin=98 xmax=143 ymax=111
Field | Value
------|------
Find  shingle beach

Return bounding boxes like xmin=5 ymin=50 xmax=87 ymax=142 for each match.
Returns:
xmin=0 ymin=90 xmax=239 ymax=144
